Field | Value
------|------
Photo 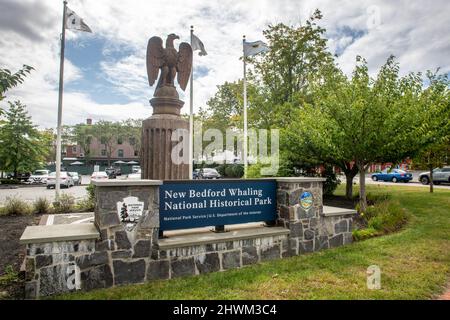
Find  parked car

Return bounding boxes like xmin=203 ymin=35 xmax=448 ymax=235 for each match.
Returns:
xmin=69 ymin=172 xmax=82 ymax=185
xmin=371 ymin=169 xmax=413 ymax=183
xmin=199 ymin=168 xmax=221 ymax=179
xmin=127 ymin=169 xmax=142 ymax=180
xmin=28 ymin=169 xmax=50 ymax=184
xmin=105 ymin=167 xmax=117 ymax=179
xmin=193 ymin=169 xmax=201 ymax=179
xmin=132 ymin=165 xmax=141 ymax=173
xmin=46 ymin=172 xmax=74 ymax=189
xmin=7 ymin=172 xmax=31 ymax=182
xmin=419 ymin=166 xmax=450 ymax=185
xmin=91 ymin=171 xmax=109 ymax=180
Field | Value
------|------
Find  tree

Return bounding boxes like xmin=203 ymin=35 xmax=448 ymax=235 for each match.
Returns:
xmin=0 ymin=65 xmax=33 ymax=106
xmin=290 ymin=56 xmax=425 ymax=210
xmin=94 ymin=120 xmax=126 ymax=166
xmin=0 ymin=101 xmax=50 ymax=176
xmin=122 ymin=119 xmax=142 ymax=157
xmin=413 ymin=72 xmax=450 ymax=192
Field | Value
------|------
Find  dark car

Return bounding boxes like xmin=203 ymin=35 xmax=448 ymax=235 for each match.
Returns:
xmin=7 ymin=172 xmax=31 ymax=182
xmin=105 ymin=167 xmax=117 ymax=179
xmin=371 ymin=169 xmax=413 ymax=183
xmin=193 ymin=169 xmax=201 ymax=179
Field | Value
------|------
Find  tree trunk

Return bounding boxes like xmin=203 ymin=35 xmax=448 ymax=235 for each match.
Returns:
xmin=358 ymin=162 xmax=367 ymax=213
xmin=344 ymin=169 xmax=358 ymax=199
xmin=429 ymin=164 xmax=434 ymax=193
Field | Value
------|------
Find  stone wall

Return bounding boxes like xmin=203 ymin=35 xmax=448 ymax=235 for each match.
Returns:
xmin=276 ymin=178 xmax=353 ymax=254
xmin=21 ymin=178 xmax=355 ymax=298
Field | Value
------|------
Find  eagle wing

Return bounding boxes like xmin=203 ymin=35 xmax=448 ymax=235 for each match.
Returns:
xmin=146 ymin=36 xmax=165 ymax=87
xmin=176 ymin=42 xmax=193 ymax=91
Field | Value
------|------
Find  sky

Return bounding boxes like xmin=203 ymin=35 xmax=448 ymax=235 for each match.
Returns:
xmin=0 ymin=0 xmax=449 ymax=128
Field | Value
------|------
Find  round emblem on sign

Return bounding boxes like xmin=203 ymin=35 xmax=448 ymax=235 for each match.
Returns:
xmin=300 ymin=192 xmax=313 ymax=210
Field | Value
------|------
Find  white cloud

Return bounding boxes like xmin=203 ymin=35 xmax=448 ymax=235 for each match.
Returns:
xmin=1 ymin=0 xmax=449 ymax=128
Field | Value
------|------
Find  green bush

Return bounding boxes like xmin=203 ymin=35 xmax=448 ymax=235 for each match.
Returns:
xmin=368 ymin=200 xmax=408 ymax=233
xmin=33 ymin=197 xmax=50 ymax=214
xmin=354 ymin=200 xmax=408 ymax=241
xmin=2 ymin=197 xmax=31 ymax=215
xmin=232 ymin=164 xmax=244 ymax=178
xmin=321 ymin=165 xmax=340 ymax=196
xmin=224 ymin=165 xmax=235 ymax=177
xmin=352 ymin=227 xmax=380 ymax=241
xmin=76 ymin=198 xmax=95 ymax=212
xmin=0 ymin=178 xmax=20 ymax=185
xmin=86 ymin=183 xmax=95 ymax=202
xmin=53 ymin=193 xmax=75 ymax=213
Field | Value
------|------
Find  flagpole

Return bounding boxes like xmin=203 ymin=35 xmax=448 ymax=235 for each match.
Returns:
xmin=242 ymin=35 xmax=248 ymax=179
xmin=55 ymin=0 xmax=67 ymax=201
xmin=189 ymin=26 xmax=194 ymax=179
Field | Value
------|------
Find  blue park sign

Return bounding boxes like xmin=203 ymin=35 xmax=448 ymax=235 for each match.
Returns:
xmin=159 ymin=179 xmax=277 ymax=231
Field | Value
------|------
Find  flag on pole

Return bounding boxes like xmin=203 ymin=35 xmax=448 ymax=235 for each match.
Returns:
xmin=65 ymin=7 xmax=92 ymax=33
xmin=191 ymin=34 xmax=207 ymax=56
xmin=243 ymin=40 xmax=269 ymax=57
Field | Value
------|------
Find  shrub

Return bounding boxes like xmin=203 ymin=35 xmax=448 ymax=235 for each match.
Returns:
xmin=368 ymin=200 xmax=408 ymax=233
xmin=53 ymin=193 xmax=75 ymax=213
xmin=224 ymin=165 xmax=235 ymax=177
xmin=33 ymin=197 xmax=50 ymax=214
xmin=353 ymin=200 xmax=408 ymax=241
xmin=76 ymin=198 xmax=95 ymax=212
xmin=321 ymin=165 xmax=340 ymax=196
xmin=2 ymin=197 xmax=31 ymax=215
xmin=0 ymin=178 xmax=20 ymax=185
xmin=352 ymin=227 xmax=380 ymax=241
xmin=86 ymin=183 xmax=95 ymax=202
xmin=232 ymin=164 xmax=244 ymax=178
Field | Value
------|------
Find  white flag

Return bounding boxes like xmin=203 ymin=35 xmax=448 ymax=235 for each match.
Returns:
xmin=244 ymin=40 xmax=269 ymax=57
xmin=192 ymin=33 xmax=207 ymax=56
xmin=65 ymin=7 xmax=92 ymax=33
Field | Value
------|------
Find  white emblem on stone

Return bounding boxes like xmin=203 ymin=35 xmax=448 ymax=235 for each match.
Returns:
xmin=117 ymin=196 xmax=144 ymax=231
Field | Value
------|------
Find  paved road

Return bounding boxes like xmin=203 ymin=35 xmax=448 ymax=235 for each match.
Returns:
xmin=342 ymin=171 xmax=450 ymax=190
xmin=0 ymin=185 xmax=89 ymax=204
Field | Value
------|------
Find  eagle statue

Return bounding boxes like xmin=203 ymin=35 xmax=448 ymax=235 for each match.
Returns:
xmin=146 ymin=34 xmax=193 ymax=93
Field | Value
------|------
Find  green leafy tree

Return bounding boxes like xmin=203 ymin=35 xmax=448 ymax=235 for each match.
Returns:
xmin=413 ymin=72 xmax=450 ymax=192
xmin=0 ymin=101 xmax=50 ymax=177
xmin=94 ymin=120 xmax=126 ymax=166
xmin=290 ymin=56 xmax=425 ymax=210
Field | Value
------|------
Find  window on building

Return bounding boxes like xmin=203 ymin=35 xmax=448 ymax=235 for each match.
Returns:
xmin=101 ymin=149 xmax=106 ymax=156
xmin=72 ymin=146 xmax=77 ymax=153
xmin=129 ymin=137 xmax=136 ymax=146
xmin=118 ymin=149 xmax=124 ymax=158
xmin=134 ymin=150 xmax=139 ymax=156
xmin=117 ymin=137 xmax=123 ymax=145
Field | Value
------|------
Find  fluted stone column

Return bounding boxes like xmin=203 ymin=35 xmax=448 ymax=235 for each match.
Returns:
xmin=141 ymin=86 xmax=189 ymax=180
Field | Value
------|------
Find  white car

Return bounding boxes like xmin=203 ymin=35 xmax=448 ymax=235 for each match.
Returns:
xmin=46 ymin=172 xmax=74 ymax=189
xmin=69 ymin=172 xmax=82 ymax=185
xmin=91 ymin=171 xmax=109 ymax=180
xmin=28 ymin=169 xmax=50 ymax=184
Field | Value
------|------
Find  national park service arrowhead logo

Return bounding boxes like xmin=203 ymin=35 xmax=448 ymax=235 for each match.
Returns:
xmin=117 ymin=196 xmax=144 ymax=231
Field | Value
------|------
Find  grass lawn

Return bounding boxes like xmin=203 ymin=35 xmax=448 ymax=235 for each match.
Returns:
xmin=59 ymin=185 xmax=450 ymax=300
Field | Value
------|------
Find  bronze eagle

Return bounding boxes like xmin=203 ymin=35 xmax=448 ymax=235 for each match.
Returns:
xmin=146 ymin=33 xmax=193 ymax=91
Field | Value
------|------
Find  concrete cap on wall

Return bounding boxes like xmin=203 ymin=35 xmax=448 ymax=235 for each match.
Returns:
xmin=91 ymin=179 xmax=163 ymax=186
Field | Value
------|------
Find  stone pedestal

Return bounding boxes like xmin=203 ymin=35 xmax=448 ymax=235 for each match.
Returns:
xmin=141 ymin=86 xmax=189 ymax=180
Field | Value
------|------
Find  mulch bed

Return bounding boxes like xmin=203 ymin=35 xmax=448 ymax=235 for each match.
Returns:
xmin=0 ymin=214 xmax=42 ymax=299
xmin=323 ymin=194 xmax=358 ymax=209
